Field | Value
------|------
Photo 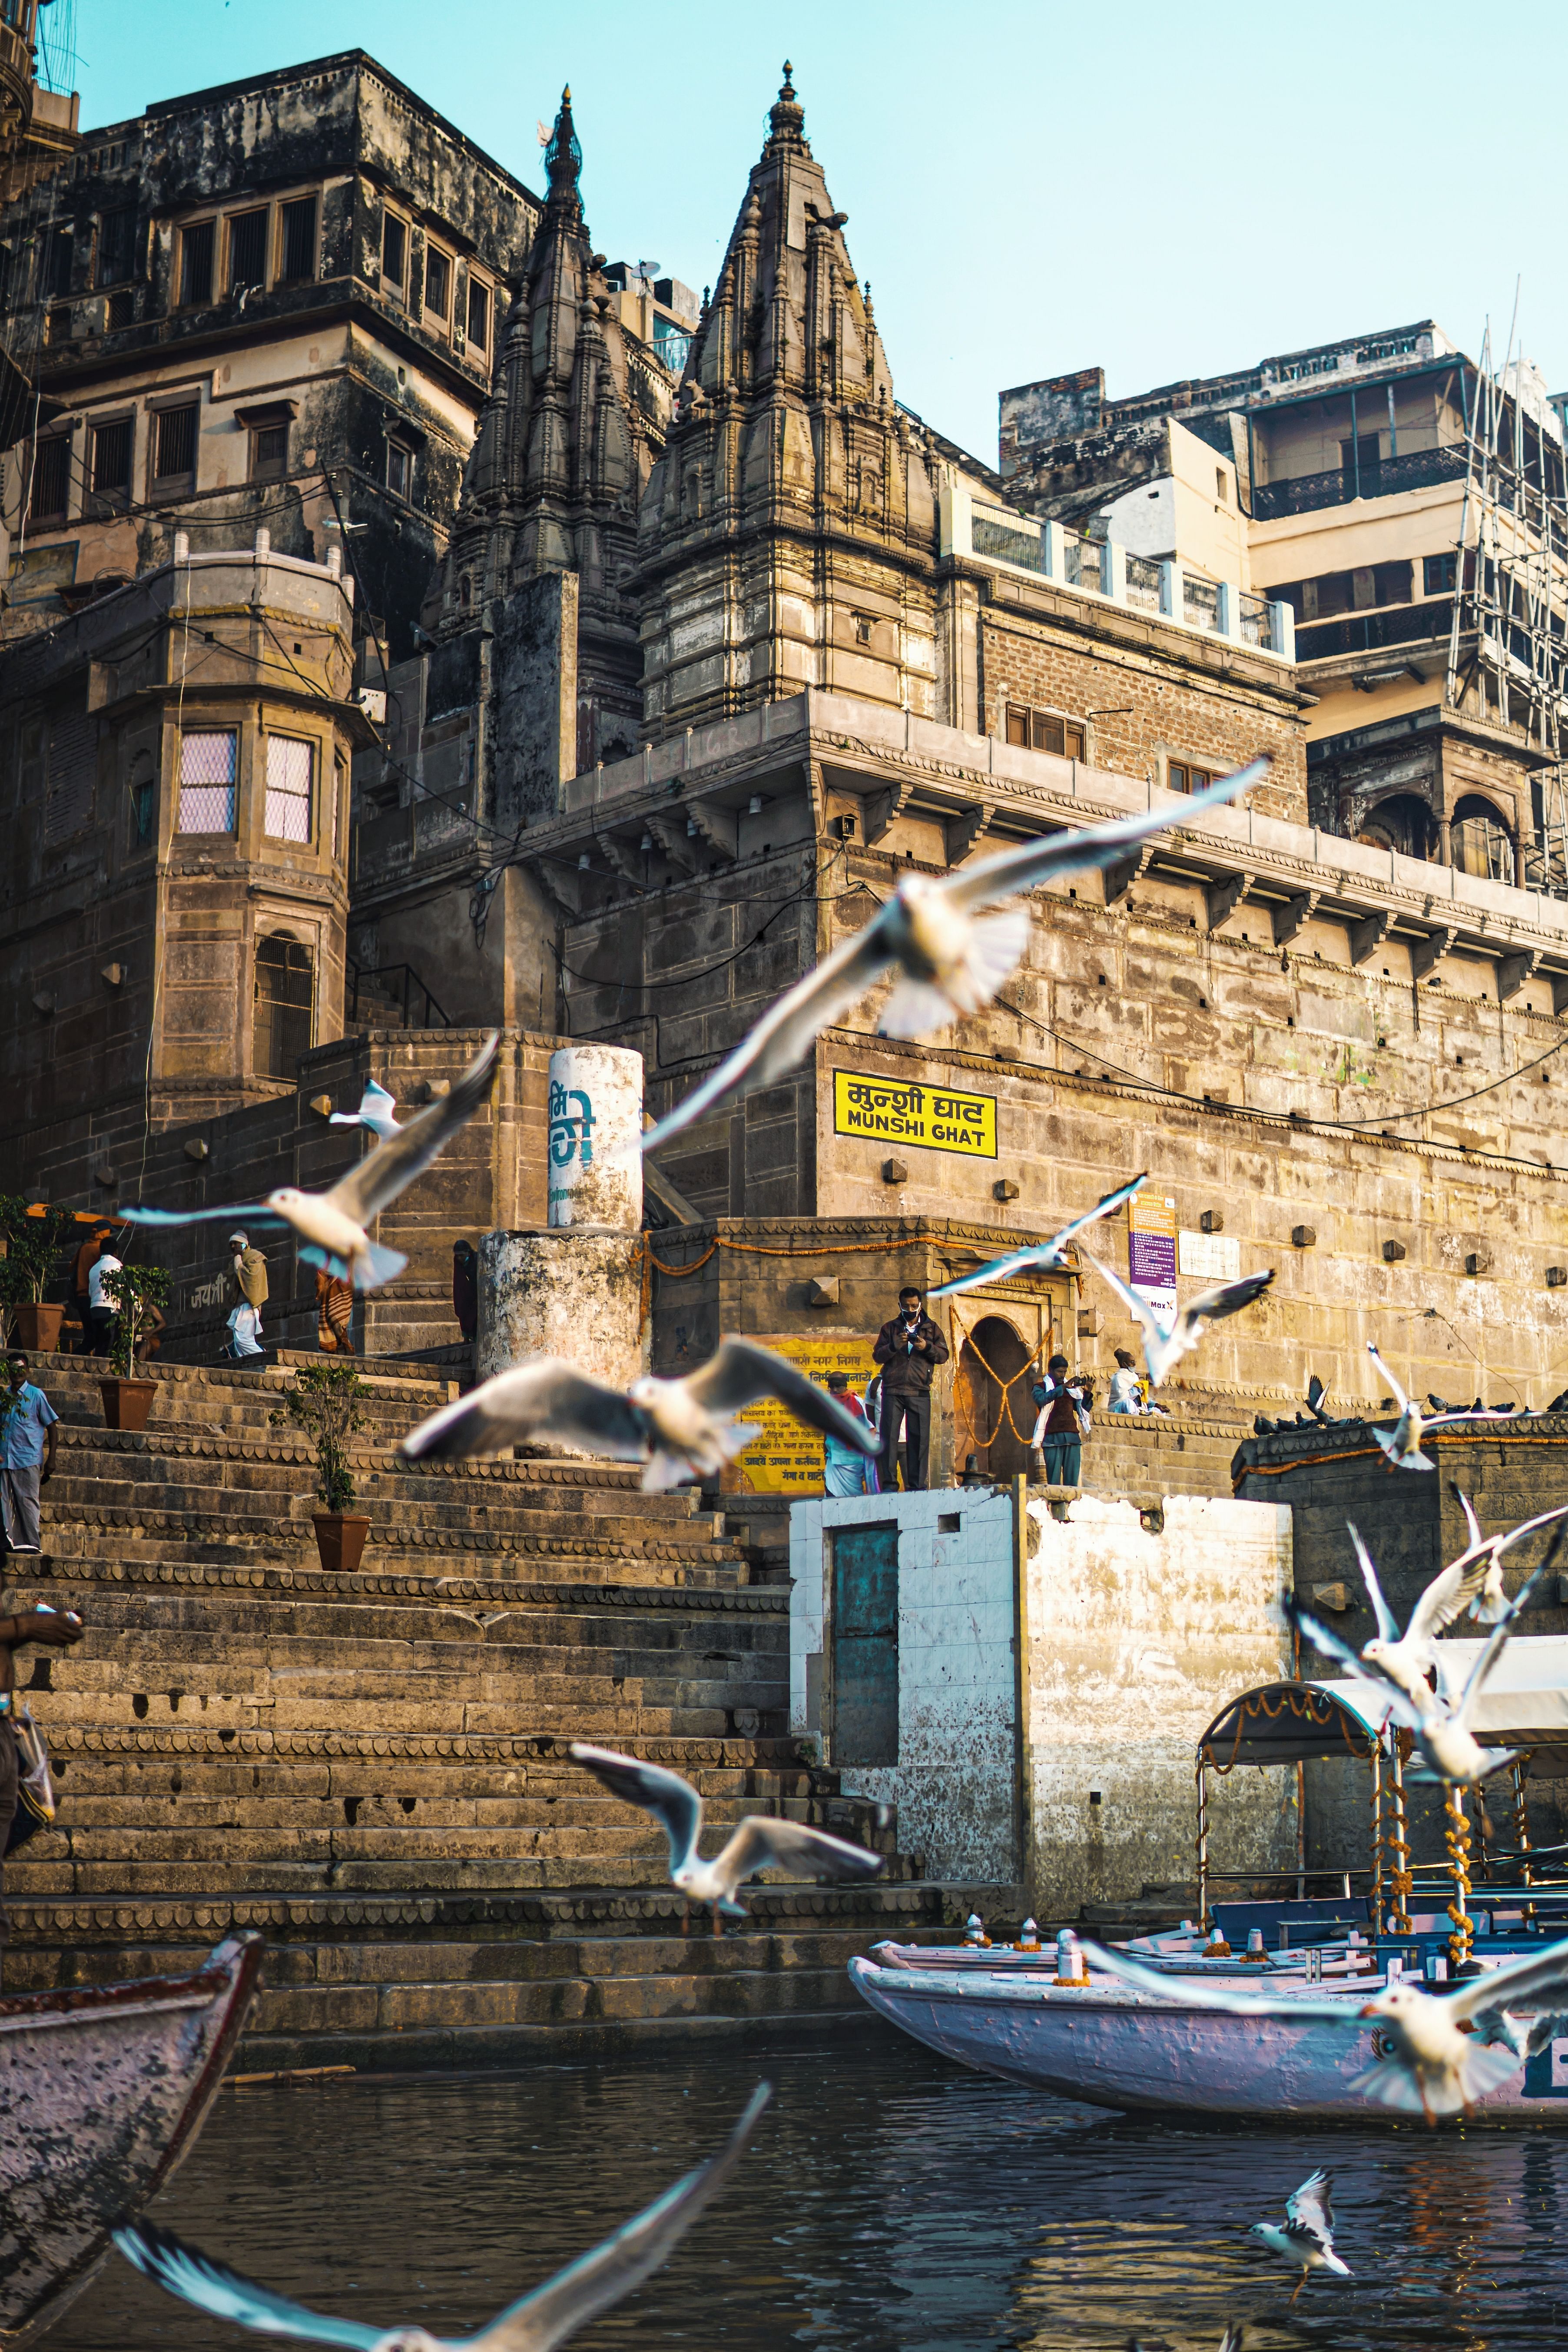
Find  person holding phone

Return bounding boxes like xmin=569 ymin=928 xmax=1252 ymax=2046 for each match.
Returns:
xmin=872 ymin=1286 xmax=949 ymax=1491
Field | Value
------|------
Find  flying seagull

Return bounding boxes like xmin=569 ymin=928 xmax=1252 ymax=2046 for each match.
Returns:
xmin=1250 ymin=2169 xmax=1351 ymax=2304
xmin=1365 ymin=1343 xmax=1492 ymax=1468
xmin=1082 ymin=1254 xmax=1274 ymax=1385
xmin=329 ymin=1078 xmax=402 ymax=1142
xmin=1081 ymin=1929 xmax=1568 ymax=2123
xmin=399 ymin=1336 xmax=880 ymax=1493
xmin=114 ymin=2083 xmax=770 ymax=2349
xmin=1341 ymin=1513 xmax=1568 ymax=1707
xmin=570 ymin=1743 xmax=885 ymax=1928
xmin=1445 ymin=1488 xmax=1568 ymax=1623
xmin=928 ymin=1174 xmax=1148 ymax=1300
xmin=119 ymin=1033 xmax=500 ymax=1290
xmin=642 ymin=761 xmax=1269 ymax=1153
xmin=1306 ymin=1373 xmax=1333 ymax=1424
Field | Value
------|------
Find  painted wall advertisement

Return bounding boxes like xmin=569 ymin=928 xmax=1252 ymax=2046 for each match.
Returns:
xmin=726 ymin=1333 xmax=879 ymax=1495
xmin=1128 ymin=1192 xmax=1177 ymax=1320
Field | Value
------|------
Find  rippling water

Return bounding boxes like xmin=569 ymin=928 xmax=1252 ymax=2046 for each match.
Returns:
xmin=59 ymin=2024 xmax=1568 ymax=2352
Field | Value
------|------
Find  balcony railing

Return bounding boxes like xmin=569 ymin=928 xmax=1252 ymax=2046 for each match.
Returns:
xmin=1252 ymin=443 xmax=1468 ymax=521
xmin=652 ymin=328 xmax=693 ymax=377
xmin=1295 ymin=598 xmax=1454 ymax=663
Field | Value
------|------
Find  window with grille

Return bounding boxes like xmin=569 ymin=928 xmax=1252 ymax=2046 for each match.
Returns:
xmin=90 ymin=418 xmax=132 ymax=508
xmin=279 ymin=195 xmax=317 ymax=284
xmin=178 ymin=728 xmax=237 ymax=832
xmin=96 ymin=207 xmax=136 ymax=288
xmin=131 ymin=776 xmax=156 ymax=847
xmin=228 ymin=208 xmax=267 ymax=295
xmin=253 ymin=933 xmax=313 ymax=1078
xmin=42 ymin=224 xmax=73 ymax=299
xmin=29 ymin=434 xmax=70 ymax=524
xmin=1004 ymin=704 xmax=1085 ymax=759
xmin=107 ymin=288 xmax=134 ymax=330
xmin=264 ymin=735 xmax=313 ymax=842
xmin=381 ymin=211 xmax=407 ymax=290
xmin=467 ymin=277 xmax=489 ymax=349
xmin=250 ymin=421 xmax=288 ymax=483
xmin=386 ymin=438 xmax=412 ymax=500
xmin=1424 ymin=552 xmax=1458 ymax=596
xmin=424 ymin=245 xmax=450 ymax=319
xmin=153 ymin=403 xmax=198 ymax=484
xmin=179 ymin=220 xmax=214 ymax=307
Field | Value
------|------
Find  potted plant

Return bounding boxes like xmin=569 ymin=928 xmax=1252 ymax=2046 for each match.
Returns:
xmin=271 ymin=1362 xmax=372 ymax=1572
xmin=97 ymin=1262 xmax=172 ymax=1431
xmin=0 ymin=1196 xmax=73 ymax=1353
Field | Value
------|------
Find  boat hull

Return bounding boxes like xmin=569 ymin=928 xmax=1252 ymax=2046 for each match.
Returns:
xmin=850 ymin=1954 xmax=1568 ymax=2126
xmin=0 ymin=1933 xmax=263 ymax=2345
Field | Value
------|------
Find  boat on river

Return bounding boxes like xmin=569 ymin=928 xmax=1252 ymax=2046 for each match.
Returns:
xmin=1 ymin=1932 xmax=262 ymax=2346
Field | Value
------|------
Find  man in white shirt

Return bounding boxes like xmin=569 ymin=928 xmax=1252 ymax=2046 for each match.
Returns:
xmin=86 ymin=1250 xmax=122 ymax=1355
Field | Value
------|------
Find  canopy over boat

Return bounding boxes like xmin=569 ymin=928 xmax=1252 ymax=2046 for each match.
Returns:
xmin=1198 ymin=1680 xmax=1386 ymax=1769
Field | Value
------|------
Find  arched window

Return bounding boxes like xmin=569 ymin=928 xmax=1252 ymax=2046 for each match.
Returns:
xmin=253 ymin=932 xmax=313 ymax=1079
xmin=1452 ymin=795 xmax=1515 ymax=886
xmin=1355 ymin=791 xmax=1439 ymax=862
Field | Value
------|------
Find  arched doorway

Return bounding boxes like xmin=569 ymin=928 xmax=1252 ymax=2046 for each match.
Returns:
xmin=253 ymin=931 xmax=313 ymax=1079
xmin=955 ymin=1314 xmax=1034 ymax=1482
xmin=1452 ymin=795 xmax=1515 ymax=885
xmin=1356 ymin=791 xmax=1439 ymax=861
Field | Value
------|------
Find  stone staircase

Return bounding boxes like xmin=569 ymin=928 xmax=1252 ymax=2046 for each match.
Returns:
xmin=2 ymin=1352 xmax=958 ymax=2065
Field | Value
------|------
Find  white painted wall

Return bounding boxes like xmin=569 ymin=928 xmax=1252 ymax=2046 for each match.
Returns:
xmin=1024 ymin=1493 xmax=1295 ymax=1916
xmin=790 ymin=1488 xmax=1019 ymax=1885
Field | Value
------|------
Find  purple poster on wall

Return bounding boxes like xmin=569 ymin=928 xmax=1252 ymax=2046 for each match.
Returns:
xmin=1128 ymin=1194 xmax=1177 ymax=1319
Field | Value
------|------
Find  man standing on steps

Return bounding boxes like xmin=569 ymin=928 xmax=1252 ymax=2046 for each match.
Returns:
xmin=0 ymin=1353 xmax=57 ymax=1556
xmin=0 ymin=1600 xmax=83 ymax=1972
xmin=224 ymin=1231 xmax=269 ymax=1363
xmin=873 ymin=1286 xmax=949 ymax=1492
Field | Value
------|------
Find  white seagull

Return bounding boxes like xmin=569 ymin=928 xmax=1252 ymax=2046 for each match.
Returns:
xmin=928 ymin=1173 xmax=1148 ymax=1300
xmin=642 ymin=762 xmax=1269 ymax=1153
xmin=119 ymin=1033 xmax=500 ymax=1291
xmin=1343 ymin=1517 xmax=1551 ymax=1707
xmin=399 ymin=1336 xmax=880 ymax=1493
xmin=570 ymin=1743 xmax=885 ymax=1927
xmin=1082 ymin=1254 xmax=1274 ymax=1385
xmin=1446 ymin=1488 xmax=1568 ymax=1623
xmin=330 ymin=1078 xmax=402 ymax=1142
xmin=1081 ymin=1930 xmax=1568 ymax=2123
xmin=113 ymin=2083 xmax=770 ymax=2350
xmin=1365 ymin=1342 xmax=1492 ymax=1468
xmin=1249 ymin=2169 xmax=1351 ymax=2304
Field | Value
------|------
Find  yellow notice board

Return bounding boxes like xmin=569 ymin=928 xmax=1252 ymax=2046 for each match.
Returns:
xmin=832 ymin=1069 xmax=997 ymax=1158
xmin=726 ymin=1333 xmax=879 ymax=1495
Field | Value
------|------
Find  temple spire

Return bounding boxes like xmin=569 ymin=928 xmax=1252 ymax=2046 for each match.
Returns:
xmin=765 ymin=59 xmax=807 ymax=153
xmin=543 ymin=85 xmax=583 ymax=212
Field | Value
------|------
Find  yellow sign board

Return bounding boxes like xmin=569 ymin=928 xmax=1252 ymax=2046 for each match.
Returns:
xmin=832 ymin=1069 xmax=997 ymax=1159
xmin=726 ymin=1333 xmax=879 ymax=1495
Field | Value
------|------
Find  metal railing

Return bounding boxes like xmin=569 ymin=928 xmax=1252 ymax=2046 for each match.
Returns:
xmin=1125 ymin=552 xmax=1163 ymax=613
xmin=1252 ymin=443 xmax=1468 ymax=521
xmin=972 ymin=507 xmax=1050 ymax=574
xmin=1295 ymin=598 xmax=1455 ymax=662
xmin=1183 ymin=574 xmax=1221 ymax=632
xmin=345 ymin=960 xmax=451 ymax=1030
xmin=1239 ymin=591 xmax=1276 ymax=650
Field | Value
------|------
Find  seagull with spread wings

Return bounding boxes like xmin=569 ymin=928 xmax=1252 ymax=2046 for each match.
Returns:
xmin=928 ymin=1174 xmax=1148 ymax=1300
xmin=399 ymin=1335 xmax=879 ymax=1493
xmin=570 ymin=1744 xmax=884 ymax=1929
xmin=1081 ymin=1929 xmax=1568 ymax=2122
xmin=118 ymin=1034 xmax=499 ymax=1291
xmin=1082 ymin=1254 xmax=1274 ymax=1386
xmin=329 ymin=1078 xmax=402 ymax=1142
xmin=1445 ymin=1488 xmax=1568 ymax=1623
xmin=114 ymin=2084 xmax=769 ymax=2351
xmin=1365 ymin=1342 xmax=1494 ymax=1468
xmin=1346 ymin=1506 xmax=1568 ymax=1705
xmin=642 ymin=762 xmax=1269 ymax=1154
xmin=1250 ymin=2169 xmax=1351 ymax=2304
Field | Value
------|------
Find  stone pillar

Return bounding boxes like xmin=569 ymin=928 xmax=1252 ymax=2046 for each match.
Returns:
xmin=547 ymin=1043 xmax=643 ymax=1229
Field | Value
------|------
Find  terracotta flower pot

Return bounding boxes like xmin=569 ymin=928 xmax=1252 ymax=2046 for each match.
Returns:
xmin=312 ymin=1512 xmax=370 ymax=1573
xmin=99 ymin=1376 xmax=157 ymax=1432
xmin=14 ymin=1303 xmax=64 ymax=1352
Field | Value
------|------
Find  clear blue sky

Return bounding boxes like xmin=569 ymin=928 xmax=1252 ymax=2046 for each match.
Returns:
xmin=62 ymin=0 xmax=1568 ymax=464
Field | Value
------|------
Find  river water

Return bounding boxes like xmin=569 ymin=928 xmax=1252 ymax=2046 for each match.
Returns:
xmin=61 ymin=2024 xmax=1568 ymax=2352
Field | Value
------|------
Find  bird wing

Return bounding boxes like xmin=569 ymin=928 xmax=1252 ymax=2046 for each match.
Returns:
xmin=1284 ymin=2168 xmax=1334 ymax=2248
xmin=1177 ymin=1269 xmax=1274 ymax=1336
xmin=112 ymin=2222 xmax=380 ymax=2349
xmin=1284 ymin=1599 xmax=1425 ymax=1728
xmin=327 ymin=1030 xmax=500 ymax=1227
xmin=713 ymin=1816 xmax=886 ymax=1895
xmin=1454 ymin=1487 xmax=1484 ymax=1553
xmin=1450 ymin=1558 xmax=1551 ymax=1724
xmin=1493 ymin=1502 xmax=1568 ymax=1562
xmin=472 ymin=2087 xmax=771 ymax=2352
xmin=942 ymin=761 xmax=1269 ymax=916
xmin=1077 ymin=1940 xmax=1361 ymax=2024
xmin=1081 ymin=1252 xmax=1168 ymax=1350
xmin=1450 ymin=1930 xmax=1568 ymax=2026
xmin=1367 ymin=1343 xmax=1409 ymax=1417
xmin=640 ymin=920 xmax=897 ymax=1154
xmin=118 ymin=1203 xmax=283 ymax=1228
xmin=399 ymin=1363 xmax=647 ymax=1463
xmin=1407 ymin=1561 xmax=1484 ymax=1648
xmin=930 ymin=1173 xmax=1150 ymax=1298
xmin=567 ymin=1743 xmax=703 ymax=1875
xmin=683 ymin=1337 xmax=880 ymax=1455
xmin=1347 ymin=1524 xmax=1398 ymax=1645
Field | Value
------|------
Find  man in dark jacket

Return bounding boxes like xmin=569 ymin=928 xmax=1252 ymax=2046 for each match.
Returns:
xmin=872 ymin=1287 xmax=950 ymax=1492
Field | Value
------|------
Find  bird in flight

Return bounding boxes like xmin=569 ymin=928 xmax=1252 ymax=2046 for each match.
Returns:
xmin=1081 ymin=1930 xmax=1568 ymax=2122
xmin=928 ymin=1174 xmax=1148 ymax=1300
xmin=1366 ymin=1343 xmax=1491 ymax=1468
xmin=329 ymin=1078 xmax=402 ymax=1142
xmin=642 ymin=762 xmax=1269 ymax=1153
xmin=399 ymin=1335 xmax=880 ymax=1492
xmin=1346 ymin=1508 xmax=1568 ymax=1704
xmin=119 ymin=1034 xmax=499 ymax=1291
xmin=1445 ymin=1488 xmax=1568 ymax=1622
xmin=114 ymin=2083 xmax=770 ymax=2349
xmin=570 ymin=1744 xmax=884 ymax=1931
xmin=1249 ymin=2169 xmax=1351 ymax=2304
xmin=1082 ymin=1255 xmax=1274 ymax=1386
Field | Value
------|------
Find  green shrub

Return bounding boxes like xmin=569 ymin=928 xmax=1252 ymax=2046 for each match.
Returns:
xmin=97 ymin=1262 xmax=172 ymax=1378
xmin=0 ymin=1196 xmax=74 ymax=1305
xmin=270 ymin=1361 xmax=370 ymax=1514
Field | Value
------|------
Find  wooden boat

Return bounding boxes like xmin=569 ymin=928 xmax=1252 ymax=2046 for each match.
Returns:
xmin=849 ymin=1946 xmax=1568 ymax=2125
xmin=0 ymin=1932 xmax=262 ymax=2347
